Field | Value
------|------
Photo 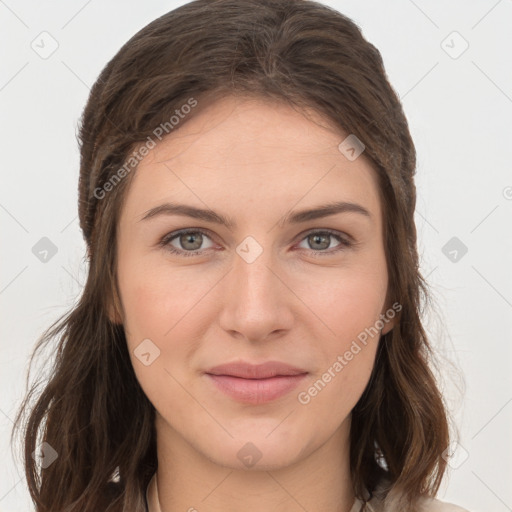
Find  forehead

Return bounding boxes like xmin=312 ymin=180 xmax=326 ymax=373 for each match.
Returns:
xmin=149 ymin=95 xmax=358 ymax=166
xmin=121 ymin=95 xmax=382 ymax=225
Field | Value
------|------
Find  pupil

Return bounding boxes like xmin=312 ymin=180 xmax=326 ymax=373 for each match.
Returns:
xmin=311 ymin=234 xmax=328 ymax=250
xmin=184 ymin=233 xmax=201 ymax=250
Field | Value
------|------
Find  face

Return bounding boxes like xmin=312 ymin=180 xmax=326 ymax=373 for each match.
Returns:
xmin=113 ymin=95 xmax=395 ymax=470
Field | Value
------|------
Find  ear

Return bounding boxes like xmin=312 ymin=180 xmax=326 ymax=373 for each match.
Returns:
xmin=379 ymin=300 xmax=401 ymax=336
xmin=380 ymin=315 xmax=396 ymax=336
xmin=106 ymin=285 xmax=124 ymax=325
xmin=107 ymin=301 xmax=123 ymax=324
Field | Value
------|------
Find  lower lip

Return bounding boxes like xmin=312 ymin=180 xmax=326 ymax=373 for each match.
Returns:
xmin=206 ymin=373 xmax=308 ymax=404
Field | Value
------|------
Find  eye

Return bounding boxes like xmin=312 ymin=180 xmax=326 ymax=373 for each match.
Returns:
xmin=159 ymin=228 xmax=215 ymax=257
xmin=296 ymin=229 xmax=352 ymax=256
xmin=158 ymin=228 xmax=353 ymax=257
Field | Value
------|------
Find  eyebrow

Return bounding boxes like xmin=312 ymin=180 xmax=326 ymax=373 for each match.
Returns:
xmin=138 ymin=200 xmax=371 ymax=229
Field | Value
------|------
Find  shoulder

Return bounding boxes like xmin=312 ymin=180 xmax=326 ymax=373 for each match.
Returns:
xmin=360 ymin=480 xmax=473 ymax=512
xmin=367 ymin=477 xmax=472 ymax=512
xmin=417 ymin=496 xmax=472 ymax=512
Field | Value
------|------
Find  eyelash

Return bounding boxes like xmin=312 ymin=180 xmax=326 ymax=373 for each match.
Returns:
xmin=158 ymin=228 xmax=353 ymax=258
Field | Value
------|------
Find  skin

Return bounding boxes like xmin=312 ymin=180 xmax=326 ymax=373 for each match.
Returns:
xmin=111 ymin=94 xmax=396 ymax=512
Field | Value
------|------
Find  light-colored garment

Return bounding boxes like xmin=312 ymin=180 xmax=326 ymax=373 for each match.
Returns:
xmin=146 ymin=472 xmax=471 ymax=512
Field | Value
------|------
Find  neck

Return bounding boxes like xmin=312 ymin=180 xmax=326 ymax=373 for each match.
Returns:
xmin=154 ymin=413 xmax=356 ymax=512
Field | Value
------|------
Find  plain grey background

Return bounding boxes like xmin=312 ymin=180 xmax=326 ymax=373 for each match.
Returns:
xmin=1 ymin=1 xmax=511 ymax=511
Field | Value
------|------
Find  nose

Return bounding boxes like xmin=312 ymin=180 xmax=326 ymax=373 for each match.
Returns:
xmin=217 ymin=239 xmax=294 ymax=343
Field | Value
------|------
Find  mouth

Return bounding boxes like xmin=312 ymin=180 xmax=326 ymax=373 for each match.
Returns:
xmin=204 ymin=361 xmax=308 ymax=404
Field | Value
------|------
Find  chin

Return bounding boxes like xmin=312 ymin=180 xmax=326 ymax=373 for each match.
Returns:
xmin=197 ymin=432 xmax=311 ymax=471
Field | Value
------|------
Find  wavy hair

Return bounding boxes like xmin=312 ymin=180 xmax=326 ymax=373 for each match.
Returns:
xmin=12 ymin=0 xmax=452 ymax=510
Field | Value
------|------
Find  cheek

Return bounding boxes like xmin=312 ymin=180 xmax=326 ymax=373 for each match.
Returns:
xmin=117 ymin=258 xmax=216 ymax=404
xmin=294 ymin=265 xmax=386 ymax=408
xmin=118 ymin=256 xmax=205 ymax=345
xmin=296 ymin=343 xmax=377 ymax=439
xmin=291 ymin=285 xmax=382 ymax=448
xmin=117 ymin=264 xmax=203 ymax=413
xmin=304 ymin=266 xmax=388 ymax=344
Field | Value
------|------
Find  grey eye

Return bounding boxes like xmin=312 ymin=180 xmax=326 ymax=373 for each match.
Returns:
xmin=168 ymin=231 xmax=214 ymax=252
xmin=297 ymin=232 xmax=343 ymax=252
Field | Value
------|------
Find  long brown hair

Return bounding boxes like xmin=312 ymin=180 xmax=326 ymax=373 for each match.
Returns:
xmin=12 ymin=0 xmax=452 ymax=510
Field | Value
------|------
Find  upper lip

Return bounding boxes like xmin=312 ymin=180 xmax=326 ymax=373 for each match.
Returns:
xmin=205 ymin=361 xmax=308 ymax=379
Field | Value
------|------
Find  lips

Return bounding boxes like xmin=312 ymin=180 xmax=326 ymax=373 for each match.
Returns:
xmin=205 ymin=361 xmax=308 ymax=379
xmin=204 ymin=361 xmax=308 ymax=404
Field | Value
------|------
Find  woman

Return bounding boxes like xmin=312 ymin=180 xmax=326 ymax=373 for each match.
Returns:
xmin=12 ymin=0 xmax=471 ymax=510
